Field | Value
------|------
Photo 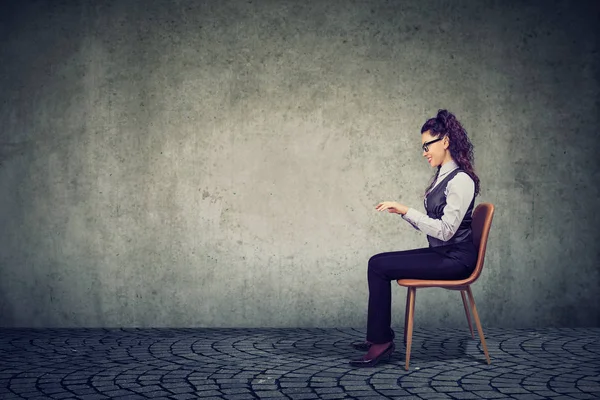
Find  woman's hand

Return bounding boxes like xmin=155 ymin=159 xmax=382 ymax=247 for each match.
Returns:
xmin=375 ymin=201 xmax=409 ymax=215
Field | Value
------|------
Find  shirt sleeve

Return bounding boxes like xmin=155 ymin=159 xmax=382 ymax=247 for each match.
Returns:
xmin=401 ymin=172 xmax=475 ymax=241
xmin=401 ymin=213 xmax=421 ymax=231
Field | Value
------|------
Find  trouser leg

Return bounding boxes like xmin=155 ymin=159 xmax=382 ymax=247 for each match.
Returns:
xmin=366 ymin=246 xmax=472 ymax=344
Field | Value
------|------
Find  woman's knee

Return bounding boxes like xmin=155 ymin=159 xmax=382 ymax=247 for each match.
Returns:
xmin=368 ymin=254 xmax=379 ymax=268
xmin=368 ymin=252 xmax=389 ymax=264
xmin=368 ymin=255 xmax=383 ymax=276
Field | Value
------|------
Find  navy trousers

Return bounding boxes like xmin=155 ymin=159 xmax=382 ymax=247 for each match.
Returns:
xmin=366 ymin=240 xmax=478 ymax=344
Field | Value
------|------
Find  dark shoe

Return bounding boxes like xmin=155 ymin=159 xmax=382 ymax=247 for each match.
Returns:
xmin=351 ymin=342 xmax=372 ymax=351
xmin=348 ymin=342 xmax=395 ymax=367
xmin=352 ymin=330 xmax=394 ymax=350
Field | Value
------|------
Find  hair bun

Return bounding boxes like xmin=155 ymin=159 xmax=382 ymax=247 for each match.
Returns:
xmin=436 ymin=109 xmax=449 ymax=122
xmin=437 ymin=109 xmax=455 ymax=129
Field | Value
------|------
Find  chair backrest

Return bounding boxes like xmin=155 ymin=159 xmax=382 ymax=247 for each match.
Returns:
xmin=467 ymin=202 xmax=495 ymax=283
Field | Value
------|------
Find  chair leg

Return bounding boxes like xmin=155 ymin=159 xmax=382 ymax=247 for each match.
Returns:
xmin=465 ymin=286 xmax=491 ymax=364
xmin=404 ymin=288 xmax=410 ymax=344
xmin=405 ymin=287 xmax=416 ymax=371
xmin=461 ymin=290 xmax=475 ymax=339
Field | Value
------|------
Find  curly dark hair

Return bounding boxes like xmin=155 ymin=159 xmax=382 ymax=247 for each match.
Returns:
xmin=421 ymin=109 xmax=480 ymax=197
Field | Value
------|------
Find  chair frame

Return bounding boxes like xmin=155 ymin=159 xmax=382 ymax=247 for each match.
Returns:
xmin=397 ymin=202 xmax=495 ymax=370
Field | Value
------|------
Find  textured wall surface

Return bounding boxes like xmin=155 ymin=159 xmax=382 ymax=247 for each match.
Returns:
xmin=1 ymin=0 xmax=599 ymax=328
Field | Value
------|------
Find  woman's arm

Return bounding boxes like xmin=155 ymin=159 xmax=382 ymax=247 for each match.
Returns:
xmin=401 ymin=173 xmax=475 ymax=241
xmin=401 ymin=214 xmax=421 ymax=231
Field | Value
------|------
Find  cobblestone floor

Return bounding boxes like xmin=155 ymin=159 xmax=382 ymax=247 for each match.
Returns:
xmin=0 ymin=327 xmax=598 ymax=399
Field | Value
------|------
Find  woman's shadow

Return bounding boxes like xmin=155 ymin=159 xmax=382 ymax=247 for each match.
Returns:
xmin=277 ymin=328 xmax=489 ymax=367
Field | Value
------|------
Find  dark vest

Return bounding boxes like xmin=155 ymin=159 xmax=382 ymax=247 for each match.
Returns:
xmin=425 ymin=168 xmax=474 ymax=248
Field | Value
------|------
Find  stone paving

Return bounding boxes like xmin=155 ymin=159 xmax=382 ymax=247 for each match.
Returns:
xmin=0 ymin=327 xmax=599 ymax=399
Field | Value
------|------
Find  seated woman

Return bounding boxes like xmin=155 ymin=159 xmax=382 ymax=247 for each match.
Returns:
xmin=350 ymin=109 xmax=481 ymax=367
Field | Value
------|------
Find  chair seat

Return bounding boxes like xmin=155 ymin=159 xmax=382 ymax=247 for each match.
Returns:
xmin=397 ymin=278 xmax=471 ymax=289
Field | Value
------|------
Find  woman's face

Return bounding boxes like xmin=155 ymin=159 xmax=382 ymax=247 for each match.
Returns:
xmin=421 ymin=130 xmax=448 ymax=168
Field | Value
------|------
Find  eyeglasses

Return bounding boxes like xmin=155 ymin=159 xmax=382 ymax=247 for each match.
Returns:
xmin=422 ymin=137 xmax=444 ymax=152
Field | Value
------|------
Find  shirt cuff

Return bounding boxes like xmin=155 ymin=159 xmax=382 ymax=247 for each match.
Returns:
xmin=403 ymin=207 xmax=418 ymax=221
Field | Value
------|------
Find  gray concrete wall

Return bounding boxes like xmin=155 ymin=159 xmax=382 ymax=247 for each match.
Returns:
xmin=0 ymin=0 xmax=598 ymax=329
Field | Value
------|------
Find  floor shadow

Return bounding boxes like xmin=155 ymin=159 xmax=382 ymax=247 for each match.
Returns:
xmin=397 ymin=331 xmax=486 ymax=364
xmin=276 ymin=330 xmax=485 ymax=366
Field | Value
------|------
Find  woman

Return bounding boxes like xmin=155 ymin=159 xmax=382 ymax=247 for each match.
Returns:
xmin=349 ymin=109 xmax=481 ymax=367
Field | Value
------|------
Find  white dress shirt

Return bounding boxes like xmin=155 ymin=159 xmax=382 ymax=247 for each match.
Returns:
xmin=401 ymin=160 xmax=475 ymax=242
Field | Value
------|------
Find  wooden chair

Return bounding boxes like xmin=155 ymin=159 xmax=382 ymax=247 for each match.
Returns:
xmin=397 ymin=202 xmax=494 ymax=370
